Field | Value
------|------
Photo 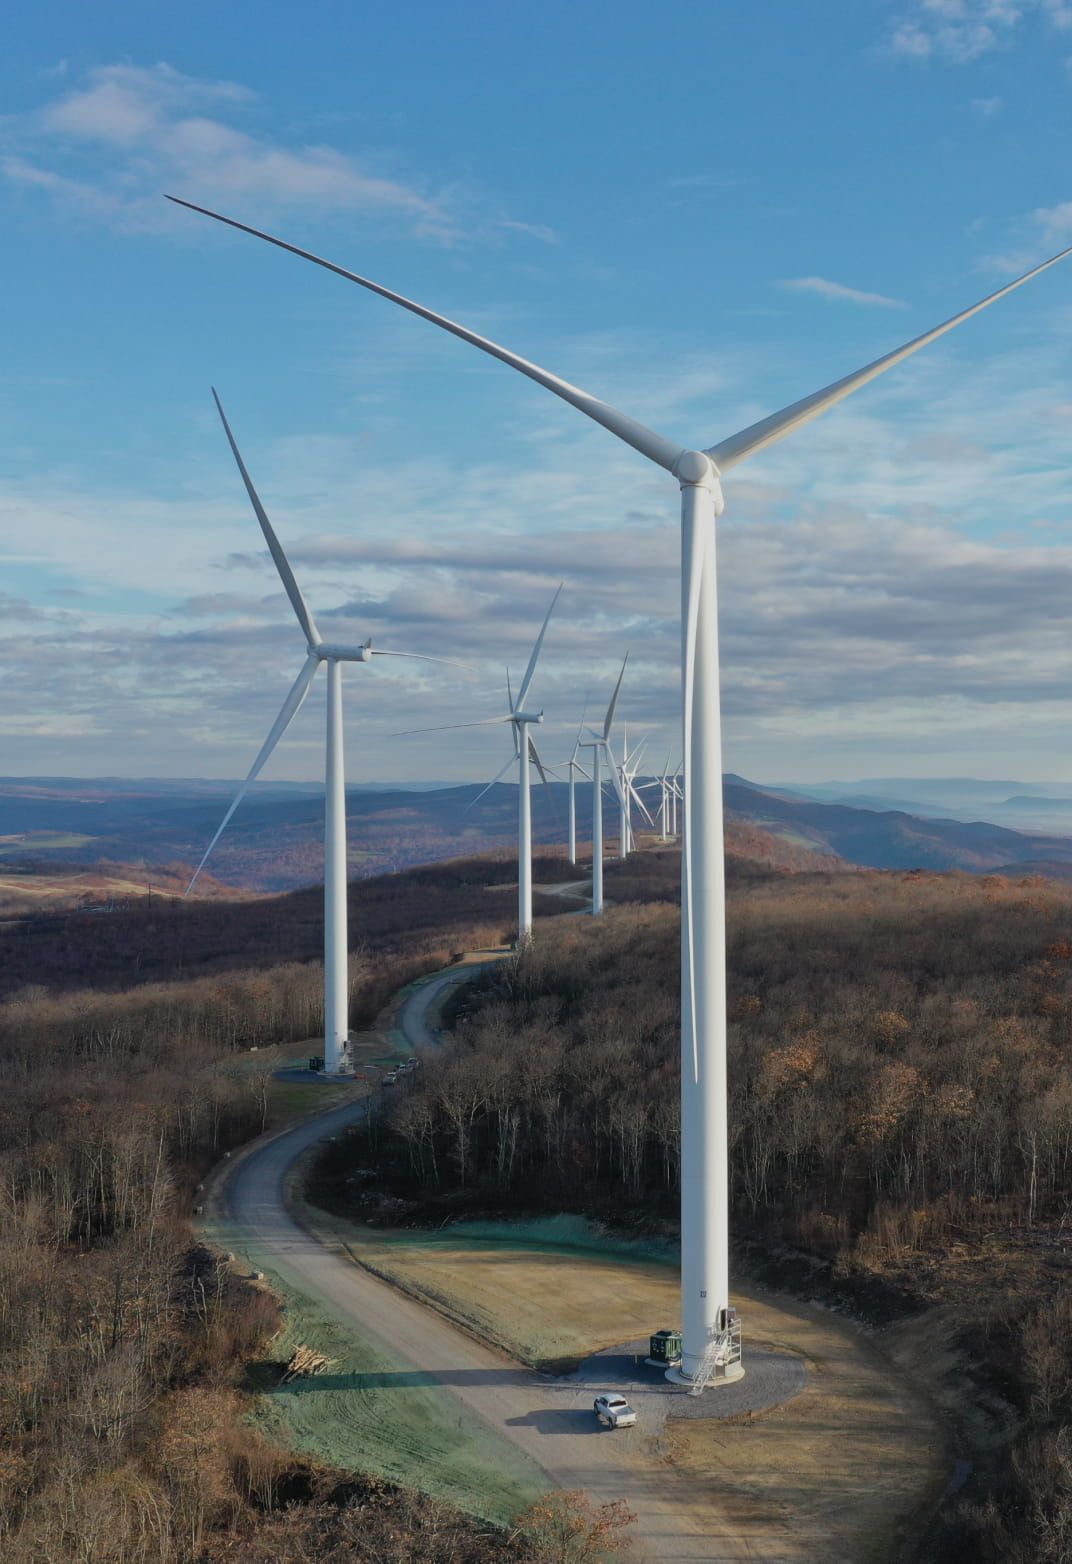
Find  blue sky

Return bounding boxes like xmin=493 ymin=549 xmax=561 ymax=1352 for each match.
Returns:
xmin=4 ymin=0 xmax=1072 ymax=784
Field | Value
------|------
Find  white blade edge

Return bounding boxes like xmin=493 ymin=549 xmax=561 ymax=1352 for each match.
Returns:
xmin=528 ymin=735 xmax=557 ymax=786
xmin=369 ymin=649 xmax=472 ymax=670
xmin=682 ymin=517 xmax=705 ymax=1082
xmin=628 ymin=778 xmax=654 ymax=827
xmin=169 ymin=199 xmax=686 ymax=476
xmin=603 ymin=653 xmax=629 ymax=740
xmin=516 ymin=583 xmax=562 ymax=712
xmin=389 ymin=714 xmax=512 ymax=737
xmin=707 ymin=244 xmax=1072 ymax=472
xmin=603 ymin=741 xmax=630 ymax=813
xmin=212 ymin=389 xmax=320 ymax=647
xmin=465 ymin=753 xmax=516 ymax=814
xmin=185 ymin=653 xmax=319 ymax=896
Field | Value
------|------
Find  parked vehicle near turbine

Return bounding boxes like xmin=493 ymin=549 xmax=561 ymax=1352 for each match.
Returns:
xmin=186 ymin=391 xmax=461 ymax=1075
xmin=170 ymin=191 xmax=1072 ymax=1387
xmin=593 ymin=1394 xmax=637 ymax=1429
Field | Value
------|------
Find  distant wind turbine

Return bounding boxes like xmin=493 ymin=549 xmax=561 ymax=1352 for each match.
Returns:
xmin=399 ymin=586 xmax=561 ymax=945
xmin=561 ymin=703 xmax=592 ymax=867
xmin=188 ymin=390 xmax=457 ymax=1074
xmin=167 ymin=190 xmax=1072 ymax=1385
xmin=617 ymin=726 xmax=653 ymax=858
xmin=579 ymin=654 xmax=629 ymax=915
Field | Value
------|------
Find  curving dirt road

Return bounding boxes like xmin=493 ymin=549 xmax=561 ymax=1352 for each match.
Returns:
xmin=212 ymin=963 xmax=944 ymax=1562
xmin=214 ymin=971 xmax=761 ymax=1561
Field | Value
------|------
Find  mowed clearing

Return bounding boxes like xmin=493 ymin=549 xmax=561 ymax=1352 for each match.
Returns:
xmin=322 ymin=1214 xmax=949 ymax=1563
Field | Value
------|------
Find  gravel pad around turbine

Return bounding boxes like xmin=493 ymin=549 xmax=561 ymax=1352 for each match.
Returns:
xmin=565 ymin=1339 xmax=807 ymax=1421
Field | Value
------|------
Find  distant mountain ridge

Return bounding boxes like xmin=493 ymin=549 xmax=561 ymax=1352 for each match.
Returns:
xmin=2 ymin=773 xmax=1072 ymax=893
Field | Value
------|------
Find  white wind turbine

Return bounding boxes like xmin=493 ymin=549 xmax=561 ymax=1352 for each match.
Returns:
xmin=562 ymin=706 xmax=592 ymax=867
xmin=579 ymin=654 xmax=629 ymax=915
xmin=188 ymin=390 xmax=456 ymax=1075
xmin=640 ymin=754 xmax=674 ymax=840
xmin=404 ymin=586 xmax=561 ymax=946
xmin=167 ymin=192 xmax=1072 ymax=1385
xmin=617 ymin=727 xmax=653 ymax=858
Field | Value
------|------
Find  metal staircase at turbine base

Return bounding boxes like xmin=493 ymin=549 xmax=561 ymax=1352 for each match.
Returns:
xmin=676 ymin=1319 xmax=744 ymax=1395
xmin=690 ymin=1320 xmax=743 ymax=1395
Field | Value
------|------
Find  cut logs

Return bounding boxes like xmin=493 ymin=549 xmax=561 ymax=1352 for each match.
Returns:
xmin=282 ymin=1344 xmax=333 ymax=1382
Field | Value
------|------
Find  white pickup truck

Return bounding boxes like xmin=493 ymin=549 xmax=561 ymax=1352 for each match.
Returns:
xmin=593 ymin=1394 xmax=637 ymax=1429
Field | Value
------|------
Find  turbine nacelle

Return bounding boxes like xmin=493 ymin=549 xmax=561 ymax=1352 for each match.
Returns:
xmin=317 ymin=641 xmax=374 ymax=662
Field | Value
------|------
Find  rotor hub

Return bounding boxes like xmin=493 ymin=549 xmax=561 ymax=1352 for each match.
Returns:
xmin=674 ymin=449 xmax=725 ymax=514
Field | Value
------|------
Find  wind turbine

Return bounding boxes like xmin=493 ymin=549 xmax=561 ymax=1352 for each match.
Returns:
xmin=188 ymin=390 xmax=455 ymax=1075
xmin=617 ymin=728 xmax=653 ymax=857
xmin=579 ymin=655 xmax=628 ymax=914
xmin=562 ymin=708 xmax=592 ymax=867
xmin=167 ymin=193 xmax=1072 ymax=1386
xmin=640 ymin=754 xmax=674 ymax=840
xmin=406 ymin=587 xmax=560 ymax=945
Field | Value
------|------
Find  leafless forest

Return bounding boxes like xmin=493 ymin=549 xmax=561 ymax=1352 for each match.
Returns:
xmin=0 ymin=852 xmax=615 ymax=1563
xmin=319 ymin=853 xmax=1072 ymax=1563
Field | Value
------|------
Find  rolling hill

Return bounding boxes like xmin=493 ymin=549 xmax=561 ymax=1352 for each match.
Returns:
xmin=2 ymin=773 xmax=1072 ymax=897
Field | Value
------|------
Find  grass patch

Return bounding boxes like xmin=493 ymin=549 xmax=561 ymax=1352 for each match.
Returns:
xmin=218 ymin=1234 xmax=543 ymax=1524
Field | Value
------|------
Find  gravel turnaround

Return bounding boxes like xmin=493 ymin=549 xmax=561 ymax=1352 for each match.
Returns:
xmin=566 ymin=1340 xmax=808 ymax=1422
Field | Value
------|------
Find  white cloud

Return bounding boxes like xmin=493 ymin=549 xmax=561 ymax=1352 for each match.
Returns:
xmin=778 ymin=276 xmax=907 ymax=309
xmin=5 ymin=313 xmax=1072 ymax=783
xmin=1 ymin=62 xmax=452 ymax=238
xmin=884 ymin=0 xmax=1071 ymax=62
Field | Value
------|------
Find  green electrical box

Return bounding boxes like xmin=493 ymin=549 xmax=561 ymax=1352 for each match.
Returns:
xmin=648 ymin=1329 xmax=682 ymax=1364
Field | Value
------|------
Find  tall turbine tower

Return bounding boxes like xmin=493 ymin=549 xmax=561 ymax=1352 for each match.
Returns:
xmin=583 ymin=655 xmax=628 ymax=915
xmin=562 ymin=718 xmax=591 ymax=867
xmin=167 ymin=194 xmax=1072 ymax=1386
xmin=407 ymin=588 xmax=560 ymax=945
xmin=188 ymin=391 xmax=455 ymax=1073
xmin=619 ymin=731 xmax=652 ymax=855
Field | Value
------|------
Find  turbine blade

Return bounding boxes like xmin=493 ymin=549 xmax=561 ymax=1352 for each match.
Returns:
xmin=168 ymin=198 xmax=685 ymax=474
xmin=212 ymin=389 xmax=320 ymax=647
xmin=506 ymin=666 xmax=514 ymax=711
xmin=603 ymin=742 xmax=630 ymax=813
xmin=682 ymin=515 xmax=705 ymax=1081
xmin=389 ymin=714 xmax=512 ymax=737
xmin=629 ymin=779 xmax=655 ymax=827
xmin=516 ymin=583 xmax=562 ymax=712
xmin=603 ymin=653 xmax=629 ymax=740
xmin=185 ymin=654 xmax=319 ymax=895
xmin=707 ymin=245 xmax=1072 ymax=472
xmin=528 ymin=736 xmax=557 ymax=786
xmin=369 ymin=649 xmax=472 ymax=670
xmin=465 ymin=753 xmax=516 ymax=813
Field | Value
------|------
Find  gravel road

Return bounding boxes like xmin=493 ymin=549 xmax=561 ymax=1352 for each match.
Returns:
xmin=215 ymin=966 xmax=756 ymax=1562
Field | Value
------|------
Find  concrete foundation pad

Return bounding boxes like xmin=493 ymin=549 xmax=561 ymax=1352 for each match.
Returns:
xmin=665 ymin=1360 xmax=746 ymax=1389
xmin=564 ymin=1339 xmax=806 ymax=1422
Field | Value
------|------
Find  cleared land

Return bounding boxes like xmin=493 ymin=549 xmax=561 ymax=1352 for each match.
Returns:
xmin=322 ymin=1215 xmax=949 ymax=1564
xmin=206 ymin=960 xmax=949 ymax=1562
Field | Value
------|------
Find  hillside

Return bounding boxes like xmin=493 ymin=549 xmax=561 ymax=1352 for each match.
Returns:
xmin=724 ymin=778 xmax=1072 ymax=873
xmin=4 ymin=773 xmax=1072 ymax=896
